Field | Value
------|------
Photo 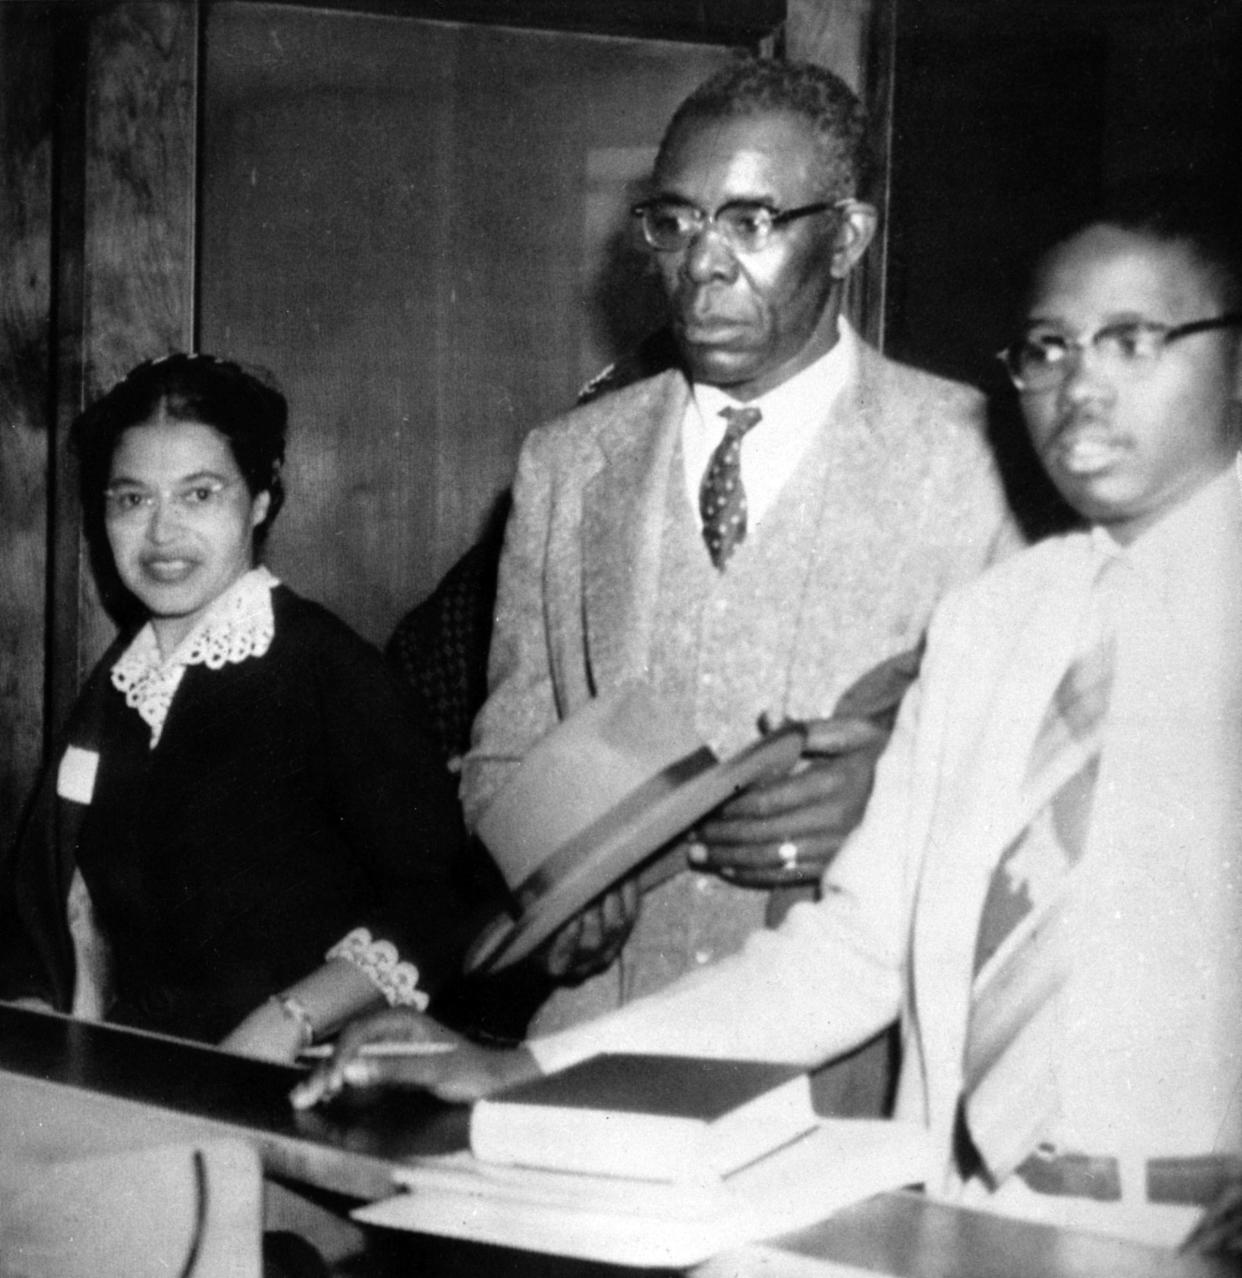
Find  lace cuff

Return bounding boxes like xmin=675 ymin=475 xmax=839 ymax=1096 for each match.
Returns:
xmin=326 ymin=928 xmax=429 ymax=1010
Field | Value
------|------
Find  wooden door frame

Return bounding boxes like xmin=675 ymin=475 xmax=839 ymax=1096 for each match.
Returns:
xmin=41 ymin=0 xmax=200 ymax=745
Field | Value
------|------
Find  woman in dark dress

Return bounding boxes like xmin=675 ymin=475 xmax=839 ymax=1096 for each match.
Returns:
xmin=0 ymin=354 xmax=474 ymax=1061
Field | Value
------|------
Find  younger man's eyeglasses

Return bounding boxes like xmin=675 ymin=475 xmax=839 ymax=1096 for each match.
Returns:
xmin=1000 ymin=314 xmax=1242 ymax=391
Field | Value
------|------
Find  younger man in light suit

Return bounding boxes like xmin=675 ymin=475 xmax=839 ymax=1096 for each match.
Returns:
xmin=301 ymin=182 xmax=1242 ymax=1254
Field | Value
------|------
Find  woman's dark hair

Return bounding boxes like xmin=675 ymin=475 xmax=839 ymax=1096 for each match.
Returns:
xmin=71 ymin=353 xmax=288 ymax=624
xmin=74 ymin=352 xmax=287 ymax=537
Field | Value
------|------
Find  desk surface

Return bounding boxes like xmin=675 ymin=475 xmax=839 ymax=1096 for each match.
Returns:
xmin=0 ymin=1005 xmax=1234 ymax=1277
xmin=707 ymin=1191 xmax=1233 ymax=1278
xmin=0 ymin=1003 xmax=467 ymax=1201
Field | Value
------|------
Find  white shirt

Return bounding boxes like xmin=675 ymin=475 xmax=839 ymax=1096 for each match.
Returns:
xmin=979 ymin=463 xmax=1242 ymax=1244
xmin=681 ymin=318 xmax=856 ymax=532
xmin=1054 ymin=463 xmax=1242 ymax=1159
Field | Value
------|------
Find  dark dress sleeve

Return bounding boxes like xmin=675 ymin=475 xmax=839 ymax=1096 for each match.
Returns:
xmin=0 ymin=763 xmax=74 ymax=1008
xmin=295 ymin=594 xmax=484 ymax=1000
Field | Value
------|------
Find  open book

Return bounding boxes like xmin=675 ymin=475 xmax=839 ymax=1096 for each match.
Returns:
xmin=353 ymin=1116 xmax=932 ymax=1268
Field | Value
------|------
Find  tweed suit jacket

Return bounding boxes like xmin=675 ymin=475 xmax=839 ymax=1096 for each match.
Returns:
xmin=461 ymin=340 xmax=1018 ymax=829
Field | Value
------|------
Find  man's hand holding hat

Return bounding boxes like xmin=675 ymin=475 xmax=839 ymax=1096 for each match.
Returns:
xmin=463 ymin=684 xmax=805 ymax=974
xmin=691 ymin=644 xmax=920 ymax=888
xmin=690 ymin=715 xmax=889 ymax=889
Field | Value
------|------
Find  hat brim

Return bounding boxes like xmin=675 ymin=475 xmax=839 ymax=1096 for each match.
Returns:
xmin=464 ymin=724 xmax=806 ymax=974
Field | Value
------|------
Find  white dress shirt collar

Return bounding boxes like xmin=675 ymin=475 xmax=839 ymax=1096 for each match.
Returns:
xmin=681 ymin=317 xmax=858 ymax=531
xmin=1089 ymin=455 xmax=1242 ymax=595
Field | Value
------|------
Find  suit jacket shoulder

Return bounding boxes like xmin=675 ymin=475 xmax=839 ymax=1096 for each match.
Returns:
xmin=928 ymin=530 xmax=1090 ymax=658
xmin=853 ymin=347 xmax=993 ymax=485
xmin=518 ymin=369 xmax=688 ymax=469
xmin=848 ymin=345 xmax=1019 ymax=568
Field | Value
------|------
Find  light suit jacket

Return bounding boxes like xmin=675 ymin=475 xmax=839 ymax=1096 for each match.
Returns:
xmin=462 ymin=342 xmax=1018 ymax=827
xmin=530 ymin=535 xmax=1117 ymax=1195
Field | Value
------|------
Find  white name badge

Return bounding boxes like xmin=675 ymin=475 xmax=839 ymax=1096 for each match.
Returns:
xmin=57 ymin=746 xmax=100 ymax=805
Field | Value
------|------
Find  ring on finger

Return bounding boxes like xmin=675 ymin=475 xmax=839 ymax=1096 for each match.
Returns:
xmin=777 ymin=840 xmax=799 ymax=871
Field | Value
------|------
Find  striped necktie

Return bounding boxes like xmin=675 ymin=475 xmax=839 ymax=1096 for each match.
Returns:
xmin=700 ymin=406 xmax=762 ymax=569
xmin=962 ymin=568 xmax=1118 ymax=1185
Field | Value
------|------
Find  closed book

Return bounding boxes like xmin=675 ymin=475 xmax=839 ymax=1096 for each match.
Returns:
xmin=468 ymin=1054 xmax=816 ymax=1180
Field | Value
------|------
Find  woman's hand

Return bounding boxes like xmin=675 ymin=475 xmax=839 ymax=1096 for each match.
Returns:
xmin=289 ymin=1006 xmax=541 ymax=1110
xmin=219 ymin=1000 xmax=309 ymax=1064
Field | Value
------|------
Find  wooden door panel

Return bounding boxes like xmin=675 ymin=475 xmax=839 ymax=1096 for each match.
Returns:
xmin=199 ymin=4 xmax=730 ymax=646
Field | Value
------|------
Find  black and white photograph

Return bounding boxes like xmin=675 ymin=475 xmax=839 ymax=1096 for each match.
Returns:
xmin=1 ymin=1 xmax=1240 ymax=1273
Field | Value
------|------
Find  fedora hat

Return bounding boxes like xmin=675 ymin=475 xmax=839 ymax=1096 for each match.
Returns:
xmin=465 ymin=683 xmax=805 ymax=973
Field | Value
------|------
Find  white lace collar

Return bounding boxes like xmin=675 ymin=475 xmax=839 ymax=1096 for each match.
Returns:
xmin=110 ymin=566 xmax=280 ymax=748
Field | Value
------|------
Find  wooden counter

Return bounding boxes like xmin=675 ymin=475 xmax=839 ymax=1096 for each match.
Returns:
xmin=0 ymin=1005 xmax=1233 ymax=1277
xmin=0 ymin=1003 xmax=466 ymax=1202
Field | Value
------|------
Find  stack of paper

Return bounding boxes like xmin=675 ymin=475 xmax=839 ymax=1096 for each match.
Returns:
xmin=354 ymin=1118 xmax=932 ymax=1267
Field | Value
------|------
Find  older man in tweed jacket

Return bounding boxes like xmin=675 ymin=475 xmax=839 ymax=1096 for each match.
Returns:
xmin=461 ymin=60 xmax=1017 ymax=1101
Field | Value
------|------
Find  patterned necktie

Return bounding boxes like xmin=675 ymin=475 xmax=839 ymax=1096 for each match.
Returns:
xmin=962 ymin=572 xmax=1118 ymax=1186
xmin=700 ymin=405 xmax=762 ymax=569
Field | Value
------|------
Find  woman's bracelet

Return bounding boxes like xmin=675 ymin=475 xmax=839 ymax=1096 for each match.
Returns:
xmin=271 ymin=992 xmax=316 ymax=1048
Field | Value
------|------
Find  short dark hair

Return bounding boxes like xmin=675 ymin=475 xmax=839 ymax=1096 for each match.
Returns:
xmin=1042 ymin=175 xmax=1242 ymax=311
xmin=72 ymin=352 xmax=288 ymax=558
xmin=657 ymin=58 xmax=873 ymax=200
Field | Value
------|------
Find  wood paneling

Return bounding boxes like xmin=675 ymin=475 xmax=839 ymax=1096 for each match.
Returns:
xmin=0 ymin=3 xmax=55 ymax=845
xmin=785 ymin=0 xmax=896 ymax=350
xmin=67 ymin=0 xmax=199 ymax=686
xmin=80 ymin=5 xmax=199 ymax=393
xmin=786 ymin=0 xmax=874 ymax=90
xmin=198 ymin=5 xmax=732 ymax=647
xmin=1 ymin=2 xmax=199 ymax=839
xmin=248 ymin=0 xmax=783 ymax=44
xmin=47 ymin=4 xmax=89 ymax=772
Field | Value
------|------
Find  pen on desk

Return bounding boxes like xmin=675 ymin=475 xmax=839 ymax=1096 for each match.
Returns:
xmin=297 ymin=1041 xmax=458 ymax=1061
xmin=289 ymin=1041 xmax=456 ymax=1109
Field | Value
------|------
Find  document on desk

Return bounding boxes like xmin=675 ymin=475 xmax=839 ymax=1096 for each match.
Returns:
xmin=352 ymin=1118 xmax=932 ymax=1268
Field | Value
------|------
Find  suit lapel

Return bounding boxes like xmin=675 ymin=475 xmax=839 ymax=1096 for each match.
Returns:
xmin=771 ymin=348 xmax=899 ymax=709
xmin=911 ymin=544 xmax=1101 ymax=1130
xmin=581 ymin=372 xmax=689 ymax=690
xmin=954 ymin=547 xmax=1102 ymax=864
